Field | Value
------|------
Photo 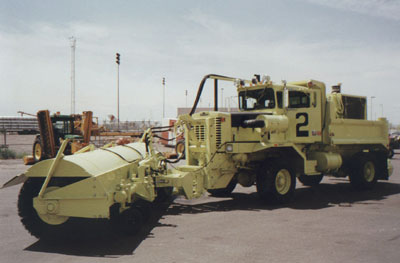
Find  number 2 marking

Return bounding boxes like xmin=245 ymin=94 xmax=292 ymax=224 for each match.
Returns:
xmin=296 ymin=113 xmax=309 ymax=137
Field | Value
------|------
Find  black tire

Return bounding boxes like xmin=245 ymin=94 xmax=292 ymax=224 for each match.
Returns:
xmin=298 ymin=174 xmax=323 ymax=186
xmin=388 ymin=148 xmax=394 ymax=159
xmin=32 ymin=136 xmax=43 ymax=163
xmin=349 ymin=154 xmax=378 ymax=190
xmin=154 ymin=187 xmax=174 ymax=202
xmin=207 ymin=177 xmax=237 ymax=197
xmin=113 ymin=207 xmax=144 ymax=236
xmin=18 ymin=177 xmax=79 ymax=240
xmin=256 ymin=162 xmax=296 ymax=204
xmin=175 ymin=140 xmax=185 ymax=159
xmin=134 ymin=200 xmax=152 ymax=222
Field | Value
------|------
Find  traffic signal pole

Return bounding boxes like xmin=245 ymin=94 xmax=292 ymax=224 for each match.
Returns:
xmin=116 ymin=53 xmax=120 ymax=130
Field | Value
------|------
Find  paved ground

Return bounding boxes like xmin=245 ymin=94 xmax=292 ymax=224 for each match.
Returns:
xmin=0 ymin=153 xmax=400 ymax=263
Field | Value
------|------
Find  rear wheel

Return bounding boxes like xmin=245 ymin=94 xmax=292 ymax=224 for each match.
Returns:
xmin=298 ymin=174 xmax=323 ymax=186
xmin=256 ymin=162 xmax=296 ymax=204
xmin=349 ymin=154 xmax=377 ymax=190
xmin=33 ymin=137 xmax=43 ymax=162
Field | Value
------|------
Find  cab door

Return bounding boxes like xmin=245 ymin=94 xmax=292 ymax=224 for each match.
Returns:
xmin=286 ymin=89 xmax=322 ymax=143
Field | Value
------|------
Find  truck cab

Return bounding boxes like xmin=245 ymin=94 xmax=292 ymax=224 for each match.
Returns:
xmin=237 ymin=79 xmax=324 ymax=144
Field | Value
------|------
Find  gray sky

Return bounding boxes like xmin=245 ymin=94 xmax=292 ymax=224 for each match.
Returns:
xmin=1 ymin=0 xmax=399 ymax=123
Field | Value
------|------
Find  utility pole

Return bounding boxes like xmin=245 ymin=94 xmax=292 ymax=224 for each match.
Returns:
xmin=69 ymin=36 xmax=76 ymax=114
xmin=116 ymin=53 xmax=120 ymax=130
xmin=162 ymin=77 xmax=166 ymax=119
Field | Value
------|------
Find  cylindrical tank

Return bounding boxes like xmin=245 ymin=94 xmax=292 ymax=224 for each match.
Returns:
xmin=309 ymin=152 xmax=342 ymax=172
xmin=256 ymin=115 xmax=289 ymax=132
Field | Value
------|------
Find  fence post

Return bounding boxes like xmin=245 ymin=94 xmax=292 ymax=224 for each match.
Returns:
xmin=0 ymin=128 xmax=6 ymax=148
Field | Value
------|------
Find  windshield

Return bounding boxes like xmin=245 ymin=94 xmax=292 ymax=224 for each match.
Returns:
xmin=53 ymin=120 xmax=73 ymax=135
xmin=239 ymin=88 xmax=275 ymax=110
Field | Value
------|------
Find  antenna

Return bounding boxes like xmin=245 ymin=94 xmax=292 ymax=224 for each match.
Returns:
xmin=69 ymin=36 xmax=76 ymax=114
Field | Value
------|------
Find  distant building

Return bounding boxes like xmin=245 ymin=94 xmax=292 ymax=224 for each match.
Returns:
xmin=177 ymin=107 xmax=239 ymax=116
xmin=0 ymin=116 xmax=38 ymax=134
xmin=102 ymin=120 xmax=161 ymax=132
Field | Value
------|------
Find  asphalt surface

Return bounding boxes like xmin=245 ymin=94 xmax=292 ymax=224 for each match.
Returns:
xmin=1 ymin=156 xmax=400 ymax=263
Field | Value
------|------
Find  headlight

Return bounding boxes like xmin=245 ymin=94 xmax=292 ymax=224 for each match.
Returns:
xmin=226 ymin=144 xmax=233 ymax=152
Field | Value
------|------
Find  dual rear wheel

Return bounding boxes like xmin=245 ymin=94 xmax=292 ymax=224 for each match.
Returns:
xmin=349 ymin=154 xmax=378 ymax=190
xmin=256 ymin=153 xmax=380 ymax=204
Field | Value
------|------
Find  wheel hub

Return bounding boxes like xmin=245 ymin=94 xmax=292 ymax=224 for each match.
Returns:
xmin=34 ymin=143 xmax=42 ymax=160
xmin=275 ymin=169 xmax=291 ymax=195
xmin=36 ymin=186 xmax=69 ymax=225
xmin=364 ymin=161 xmax=375 ymax=182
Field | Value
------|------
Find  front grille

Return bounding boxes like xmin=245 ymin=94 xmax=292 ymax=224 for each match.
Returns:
xmin=215 ymin=118 xmax=222 ymax=147
xmin=195 ymin=125 xmax=205 ymax=141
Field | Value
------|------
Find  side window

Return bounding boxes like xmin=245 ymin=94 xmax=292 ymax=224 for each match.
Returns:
xmin=289 ymin=91 xmax=310 ymax=108
xmin=342 ymin=96 xmax=366 ymax=119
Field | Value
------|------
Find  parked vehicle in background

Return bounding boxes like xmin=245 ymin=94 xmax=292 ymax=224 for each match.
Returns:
xmin=388 ymin=132 xmax=400 ymax=158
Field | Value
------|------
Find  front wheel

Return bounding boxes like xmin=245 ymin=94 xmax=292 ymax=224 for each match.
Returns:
xmin=349 ymin=154 xmax=377 ymax=190
xmin=256 ymin=162 xmax=296 ymax=204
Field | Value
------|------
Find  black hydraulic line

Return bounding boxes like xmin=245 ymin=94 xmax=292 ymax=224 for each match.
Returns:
xmin=153 ymin=134 xmax=177 ymax=141
xmin=151 ymin=129 xmax=172 ymax=133
xmin=121 ymin=144 xmax=144 ymax=159
xmin=100 ymin=148 xmax=141 ymax=163
xmin=151 ymin=125 xmax=174 ymax=130
xmin=214 ymin=79 xmax=218 ymax=111
xmin=189 ymin=74 xmax=235 ymax=116
xmin=165 ymin=153 xmax=185 ymax=163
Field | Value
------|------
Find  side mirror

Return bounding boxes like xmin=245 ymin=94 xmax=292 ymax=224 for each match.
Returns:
xmin=312 ymin=92 xmax=317 ymax=107
xmin=283 ymin=80 xmax=289 ymax=109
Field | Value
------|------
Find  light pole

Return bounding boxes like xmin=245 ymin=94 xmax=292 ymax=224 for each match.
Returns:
xmin=370 ymin=96 xmax=375 ymax=120
xmin=162 ymin=77 xmax=165 ymax=119
xmin=116 ymin=53 xmax=120 ymax=130
xmin=69 ymin=36 xmax=76 ymax=115
xmin=225 ymin=96 xmax=237 ymax=112
xmin=225 ymin=97 xmax=230 ymax=112
xmin=380 ymin=104 xmax=383 ymax=117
